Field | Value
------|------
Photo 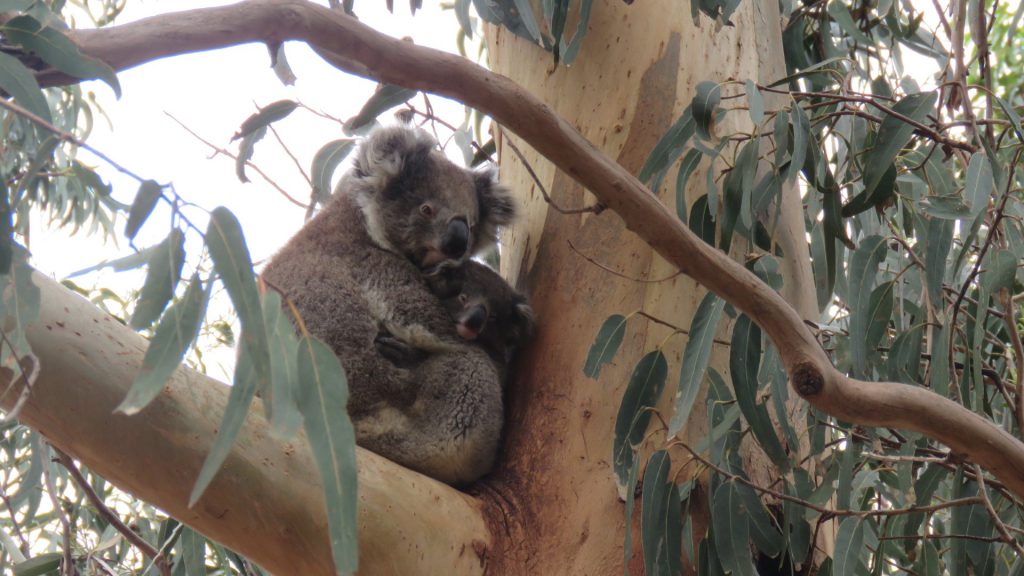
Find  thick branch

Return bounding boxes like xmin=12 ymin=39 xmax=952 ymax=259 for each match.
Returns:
xmin=36 ymin=0 xmax=1024 ymax=498
xmin=0 ymin=273 xmax=488 ymax=576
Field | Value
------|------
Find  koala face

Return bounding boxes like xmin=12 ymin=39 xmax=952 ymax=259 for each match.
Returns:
xmin=349 ymin=126 xmax=516 ymax=270
xmin=436 ymin=262 xmax=534 ymax=359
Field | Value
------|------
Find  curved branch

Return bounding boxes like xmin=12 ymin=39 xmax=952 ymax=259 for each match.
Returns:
xmin=0 ymin=273 xmax=488 ymax=576
xmin=38 ymin=0 xmax=1024 ymax=498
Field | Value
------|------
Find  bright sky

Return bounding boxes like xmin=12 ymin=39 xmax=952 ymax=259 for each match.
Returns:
xmin=29 ymin=1 xmax=468 ymax=378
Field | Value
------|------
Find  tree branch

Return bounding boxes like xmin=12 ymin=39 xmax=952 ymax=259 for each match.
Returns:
xmin=0 ymin=273 xmax=488 ymax=576
xmin=24 ymin=0 xmax=1024 ymax=506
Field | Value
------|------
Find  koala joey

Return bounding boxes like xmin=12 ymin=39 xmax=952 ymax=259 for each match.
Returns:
xmin=377 ymin=259 xmax=534 ymax=388
xmin=262 ymin=125 xmax=516 ymax=485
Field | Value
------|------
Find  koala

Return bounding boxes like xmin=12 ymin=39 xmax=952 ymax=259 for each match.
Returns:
xmin=261 ymin=125 xmax=516 ymax=485
xmin=432 ymin=261 xmax=534 ymax=366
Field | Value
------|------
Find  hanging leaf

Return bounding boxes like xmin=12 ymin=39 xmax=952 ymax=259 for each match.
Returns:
xmin=129 ymin=229 xmax=186 ymax=331
xmin=638 ymin=107 xmax=695 ymax=185
xmin=296 ymin=335 xmax=359 ymax=576
xmin=583 ymin=314 xmax=627 ymax=379
xmin=744 ymin=80 xmax=764 ymax=126
xmin=692 ymin=82 xmax=721 ymax=141
xmin=232 ymin=100 xmax=298 ymax=141
xmin=963 ymin=152 xmax=994 ymax=217
xmin=668 ymin=293 xmax=724 ymax=436
xmin=689 ymin=194 xmax=716 ymax=246
xmin=833 ymin=517 xmax=866 ymax=576
xmin=613 ymin=351 xmax=668 ymax=494
xmin=263 ymin=289 xmax=303 ymax=438
xmin=638 ymin=448 xmax=679 ymax=573
xmin=861 ymin=91 xmax=937 ymax=201
xmin=311 ymin=139 xmax=356 ymax=205
xmin=848 ymin=235 xmax=887 ymax=376
xmin=345 ymin=84 xmax=417 ymax=133
xmin=923 ymin=217 xmax=953 ymax=314
xmin=864 ymin=280 xmax=895 ymax=351
xmin=4 ymin=15 xmax=121 ymax=96
xmin=0 ymin=52 xmax=52 ymax=124
xmin=712 ymin=481 xmax=756 ymax=576
xmin=118 ymin=274 xmax=208 ymax=415
xmin=729 ymin=315 xmax=788 ymax=468
xmin=124 ymin=180 xmax=163 ymax=241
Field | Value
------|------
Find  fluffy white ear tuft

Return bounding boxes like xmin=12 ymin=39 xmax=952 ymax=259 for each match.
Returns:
xmin=474 ymin=166 xmax=517 ymax=254
xmin=351 ymin=125 xmax=437 ymax=194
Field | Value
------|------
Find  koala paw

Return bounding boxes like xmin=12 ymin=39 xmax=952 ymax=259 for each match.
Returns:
xmin=375 ymin=332 xmax=429 ymax=368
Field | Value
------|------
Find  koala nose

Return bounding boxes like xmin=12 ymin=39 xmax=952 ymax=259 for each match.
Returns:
xmin=441 ymin=218 xmax=470 ymax=260
xmin=462 ymin=305 xmax=485 ymax=332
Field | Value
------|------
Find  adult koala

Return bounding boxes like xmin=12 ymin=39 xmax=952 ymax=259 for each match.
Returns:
xmin=262 ymin=125 xmax=515 ymax=485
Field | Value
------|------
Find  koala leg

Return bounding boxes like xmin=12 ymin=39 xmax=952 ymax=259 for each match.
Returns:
xmin=353 ymin=345 xmax=503 ymax=486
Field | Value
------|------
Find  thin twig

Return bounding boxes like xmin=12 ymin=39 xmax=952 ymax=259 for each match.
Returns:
xmin=974 ymin=464 xmax=1024 ymax=557
xmin=164 ymin=112 xmax=309 ymax=210
xmin=497 ymin=127 xmax=605 ymax=215
xmin=567 ymin=239 xmax=683 ymax=283
xmin=267 ymin=124 xmax=312 ymax=186
xmin=53 ymin=450 xmax=171 ymax=576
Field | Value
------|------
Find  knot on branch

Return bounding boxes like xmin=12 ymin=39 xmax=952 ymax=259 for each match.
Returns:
xmin=791 ymin=362 xmax=824 ymax=397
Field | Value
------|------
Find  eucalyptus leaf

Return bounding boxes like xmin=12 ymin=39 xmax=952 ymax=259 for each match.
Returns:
xmin=583 ymin=314 xmax=627 ymax=379
xmin=613 ymin=351 xmax=668 ymax=494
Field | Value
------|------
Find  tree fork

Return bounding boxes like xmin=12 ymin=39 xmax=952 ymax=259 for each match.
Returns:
xmin=31 ymin=0 xmax=1024 ymax=498
xmin=0 ymin=273 xmax=489 ymax=576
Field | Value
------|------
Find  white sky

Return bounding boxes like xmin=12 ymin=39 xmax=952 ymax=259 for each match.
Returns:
xmin=28 ymin=1 xmax=469 ymax=378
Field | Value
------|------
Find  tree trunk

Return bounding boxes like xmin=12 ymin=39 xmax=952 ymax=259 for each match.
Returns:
xmin=482 ymin=0 xmax=818 ymax=572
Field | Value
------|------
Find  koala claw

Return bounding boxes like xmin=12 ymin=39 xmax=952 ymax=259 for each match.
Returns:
xmin=375 ymin=332 xmax=429 ymax=368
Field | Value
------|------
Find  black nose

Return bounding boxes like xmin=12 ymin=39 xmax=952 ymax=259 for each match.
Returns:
xmin=441 ymin=218 xmax=469 ymax=259
xmin=464 ymin=305 xmax=487 ymax=333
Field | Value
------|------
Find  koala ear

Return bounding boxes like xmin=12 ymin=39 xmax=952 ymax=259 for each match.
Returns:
xmin=474 ymin=167 xmax=517 ymax=253
xmin=351 ymin=125 xmax=436 ymax=194
xmin=509 ymin=297 xmax=535 ymax=345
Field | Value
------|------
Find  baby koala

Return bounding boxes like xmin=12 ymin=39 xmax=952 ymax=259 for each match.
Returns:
xmin=377 ymin=260 xmax=534 ymax=371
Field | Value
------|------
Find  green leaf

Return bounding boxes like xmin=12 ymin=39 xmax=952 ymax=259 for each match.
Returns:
xmin=841 ymin=163 xmax=896 ymax=217
xmin=124 ymin=180 xmax=162 ymax=240
xmin=189 ymin=335 xmax=260 ymax=507
xmin=549 ymin=0 xmax=569 ymax=63
xmin=583 ymin=314 xmax=627 ymax=379
xmin=3 ymin=246 xmax=38 ymax=357
xmin=730 ymin=315 xmax=788 ymax=468
xmin=454 ymin=0 xmax=473 ymax=37
xmin=712 ymin=482 xmax=755 ymax=576
xmin=179 ymin=527 xmax=206 ymax=576
xmin=963 ymin=152 xmax=994 ymax=217
xmin=0 ymin=52 xmax=52 ymax=124
xmin=638 ymin=107 xmax=694 ymax=185
xmin=269 ymin=44 xmax=296 ymax=86
xmin=984 ymin=249 xmax=1016 ymax=292
xmin=828 ymin=1 xmax=872 ymax=43
xmin=296 ymin=335 xmax=359 ymax=576
xmin=561 ymin=0 xmax=593 ymax=65
xmin=233 ymin=100 xmax=298 ymax=140
xmin=692 ymin=81 xmax=721 ymax=141
xmin=688 ymin=194 xmax=715 ymax=246
xmin=235 ymin=126 xmax=266 ymax=183
xmin=118 ymin=274 xmax=207 ymax=415
xmin=861 ymin=91 xmax=937 ymax=200
xmin=345 ymin=84 xmax=417 ymax=133
xmin=613 ymin=351 xmax=668 ymax=494
xmin=668 ymin=293 xmax=724 ymax=436
xmin=833 ymin=517 xmax=866 ymax=576
xmin=263 ymin=289 xmax=302 ymax=438
xmin=915 ymin=540 xmax=940 ymax=576
xmin=130 ymin=229 xmax=185 ymax=330
xmin=773 ymin=111 xmax=789 ymax=169
xmin=864 ymin=280 xmax=894 ymax=351
xmin=996 ymin=96 xmax=1024 ymax=143
xmin=13 ymin=552 xmax=61 ymax=576
xmin=3 ymin=15 xmax=120 ymax=97
xmin=744 ymin=80 xmax=764 ymax=126
xmin=641 ymin=450 xmax=682 ymax=576
xmin=848 ymin=235 xmax=887 ymax=376
xmin=206 ymin=207 xmax=270 ymax=394
xmin=674 ymin=149 xmax=702 ymax=222
xmin=68 ymin=244 xmax=164 ymax=278
xmin=787 ymin=104 xmax=809 ymax=183
xmin=924 ymin=217 xmax=953 ymax=314
xmin=735 ymin=482 xmax=783 ymax=558
xmin=311 ymin=139 xmax=356 ymax=205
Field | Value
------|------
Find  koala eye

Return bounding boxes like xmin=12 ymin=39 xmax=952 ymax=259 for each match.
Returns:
xmin=458 ymin=293 xmax=468 ymax=304
xmin=419 ymin=203 xmax=435 ymax=218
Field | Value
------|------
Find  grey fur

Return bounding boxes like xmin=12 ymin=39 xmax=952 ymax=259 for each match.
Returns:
xmin=262 ymin=125 xmax=516 ymax=485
